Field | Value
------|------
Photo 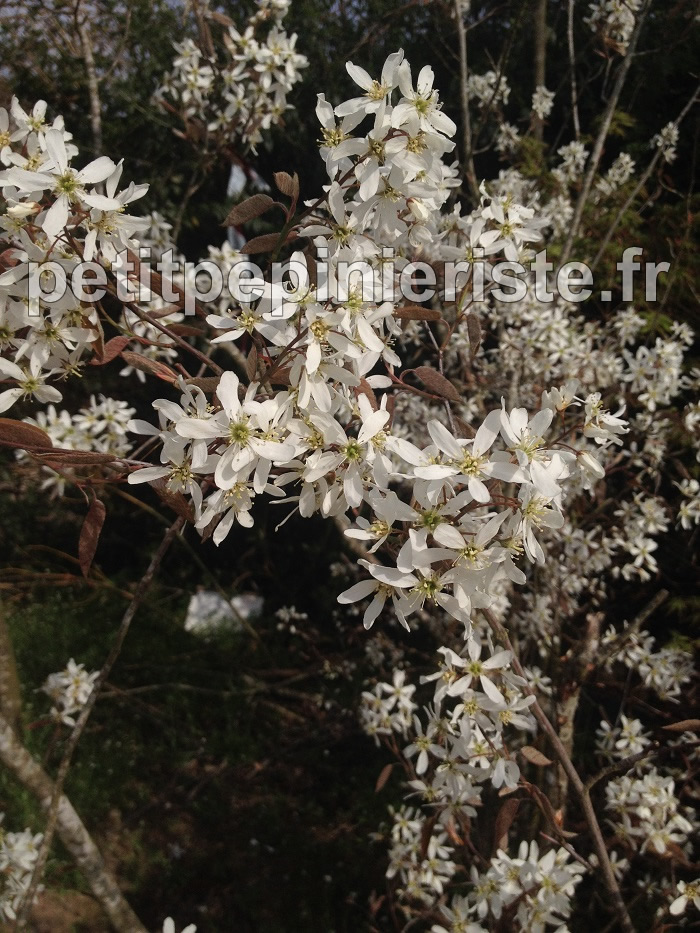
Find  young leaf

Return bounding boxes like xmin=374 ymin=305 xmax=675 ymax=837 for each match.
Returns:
xmin=151 ymin=480 xmax=196 ymax=523
xmin=355 ymin=378 xmax=378 ymax=411
xmin=414 ymin=366 xmax=461 ymax=402
xmin=662 ymin=719 xmax=700 ymax=733
xmin=394 ymin=305 xmax=441 ymax=321
xmin=521 ymin=745 xmax=553 ymax=767
xmin=375 ymin=763 xmax=394 ymax=792
xmin=467 ymin=313 xmax=482 ymax=357
xmin=273 ymin=171 xmax=300 ymax=199
xmin=120 ymin=352 xmax=178 ymax=383
xmin=494 ymin=797 xmax=520 ymax=851
xmin=90 ymin=335 xmax=131 ymax=365
xmin=241 ymin=233 xmax=286 ymax=255
xmin=0 ymin=418 xmax=52 ymax=451
xmin=79 ymin=498 xmax=106 ymax=577
xmin=186 ymin=376 xmax=221 ymax=393
xmin=223 ymin=194 xmax=276 ymax=227
xmin=454 ymin=416 xmax=476 ymax=438
xmin=245 ymin=345 xmax=258 ymax=382
xmin=37 ymin=449 xmax=117 ymax=466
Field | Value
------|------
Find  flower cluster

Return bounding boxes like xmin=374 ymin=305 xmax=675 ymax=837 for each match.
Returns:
xmin=0 ymin=32 xmax=697 ymax=931
xmin=601 ymin=624 xmax=694 ymax=701
xmin=41 ymin=658 xmax=99 ymax=726
xmin=360 ymin=669 xmax=416 ymax=742
xmin=0 ymin=100 xmax=149 ymax=414
xmin=0 ymin=818 xmax=43 ymax=922
xmin=596 ymin=714 xmax=651 ymax=761
xmin=676 ymin=478 xmax=700 ymax=528
xmin=585 ymin=0 xmax=643 ymax=54
xmin=22 ymin=396 xmax=134 ymax=496
xmin=466 ymin=71 xmax=511 ymax=109
xmin=440 ymin=841 xmax=585 ymax=930
xmin=156 ymin=0 xmax=307 ymax=150
xmin=671 ymin=878 xmax=700 ymax=917
xmin=595 ymin=152 xmax=635 ymax=199
xmin=605 ymin=767 xmax=695 ymax=855
xmin=531 ymin=85 xmax=554 ymax=120
xmin=652 ymin=122 xmax=680 ymax=163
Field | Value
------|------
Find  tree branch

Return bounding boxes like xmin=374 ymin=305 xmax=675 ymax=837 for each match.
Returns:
xmin=15 ymin=517 xmax=185 ymax=929
xmin=480 ymin=606 xmax=636 ymax=933
xmin=76 ymin=9 xmax=102 ymax=155
xmin=454 ymin=0 xmax=479 ymax=201
xmin=558 ymin=0 xmax=651 ymax=269
xmin=0 ymin=713 xmax=146 ymax=932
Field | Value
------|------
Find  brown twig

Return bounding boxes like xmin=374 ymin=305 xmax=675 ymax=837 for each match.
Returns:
xmin=15 ymin=517 xmax=185 ymax=928
xmin=480 ymin=606 xmax=636 ymax=933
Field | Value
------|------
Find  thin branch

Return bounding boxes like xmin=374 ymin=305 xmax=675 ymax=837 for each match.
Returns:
xmin=16 ymin=517 xmax=185 ymax=928
xmin=585 ymin=743 xmax=660 ymax=793
xmin=119 ymin=298 xmax=223 ymax=376
xmin=480 ymin=607 xmax=636 ymax=933
xmin=0 ymin=712 xmax=146 ymax=932
xmin=556 ymin=610 xmax=601 ymax=817
xmin=558 ymin=0 xmax=652 ymax=269
xmin=590 ymin=84 xmax=700 ymax=273
xmin=567 ymin=0 xmax=581 ymax=139
xmin=532 ymin=0 xmax=547 ymax=142
xmin=76 ymin=7 xmax=102 ymax=154
xmin=454 ymin=0 xmax=479 ymax=201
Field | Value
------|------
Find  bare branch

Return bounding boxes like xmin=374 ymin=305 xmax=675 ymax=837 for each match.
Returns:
xmin=454 ymin=0 xmax=479 ymax=201
xmin=558 ymin=0 xmax=652 ymax=269
xmin=16 ymin=517 xmax=185 ymax=928
xmin=480 ymin=607 xmax=636 ymax=933
xmin=0 ymin=713 xmax=146 ymax=932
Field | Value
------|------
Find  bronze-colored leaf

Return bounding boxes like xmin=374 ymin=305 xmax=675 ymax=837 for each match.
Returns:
xmin=467 ymin=312 xmax=482 ymax=357
xmin=454 ymin=416 xmax=476 ymax=438
xmin=120 ymin=352 xmax=178 ymax=383
xmin=37 ymin=449 xmax=117 ymax=466
xmin=355 ymin=378 xmax=378 ymax=411
xmin=241 ymin=232 xmax=293 ymax=255
xmin=79 ymin=498 xmax=106 ymax=577
xmin=662 ymin=719 xmax=700 ymax=733
xmin=0 ymin=418 xmax=52 ymax=451
xmin=414 ymin=366 xmax=461 ymax=402
xmin=444 ymin=818 xmax=463 ymax=846
xmin=246 ymin=345 xmax=258 ymax=382
xmin=224 ymin=194 xmax=275 ymax=227
xmin=521 ymin=745 xmax=553 ymax=767
xmin=375 ymin=763 xmax=394 ymax=792
xmin=267 ymin=367 xmax=291 ymax=386
xmin=91 ymin=335 xmax=131 ymax=365
xmin=168 ymin=324 xmax=205 ymax=338
xmin=208 ymin=10 xmax=233 ymax=25
xmin=144 ymin=303 xmax=182 ymax=319
xmin=273 ymin=171 xmax=299 ymax=199
xmin=494 ymin=797 xmax=520 ymax=852
xmin=385 ymin=393 xmax=396 ymax=424
xmin=151 ymin=480 xmax=196 ymax=523
xmin=186 ymin=376 xmax=221 ymax=393
xmin=419 ymin=812 xmax=439 ymax=861
xmin=394 ymin=305 xmax=441 ymax=321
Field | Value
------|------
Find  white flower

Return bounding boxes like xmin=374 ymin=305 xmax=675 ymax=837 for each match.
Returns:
xmin=531 ymin=85 xmax=554 ymax=120
xmin=1 ymin=128 xmax=118 ymax=238
xmin=670 ymin=879 xmax=700 ymax=916
xmin=337 ymin=559 xmax=416 ymax=630
xmin=162 ymin=919 xmax=197 ymax=933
